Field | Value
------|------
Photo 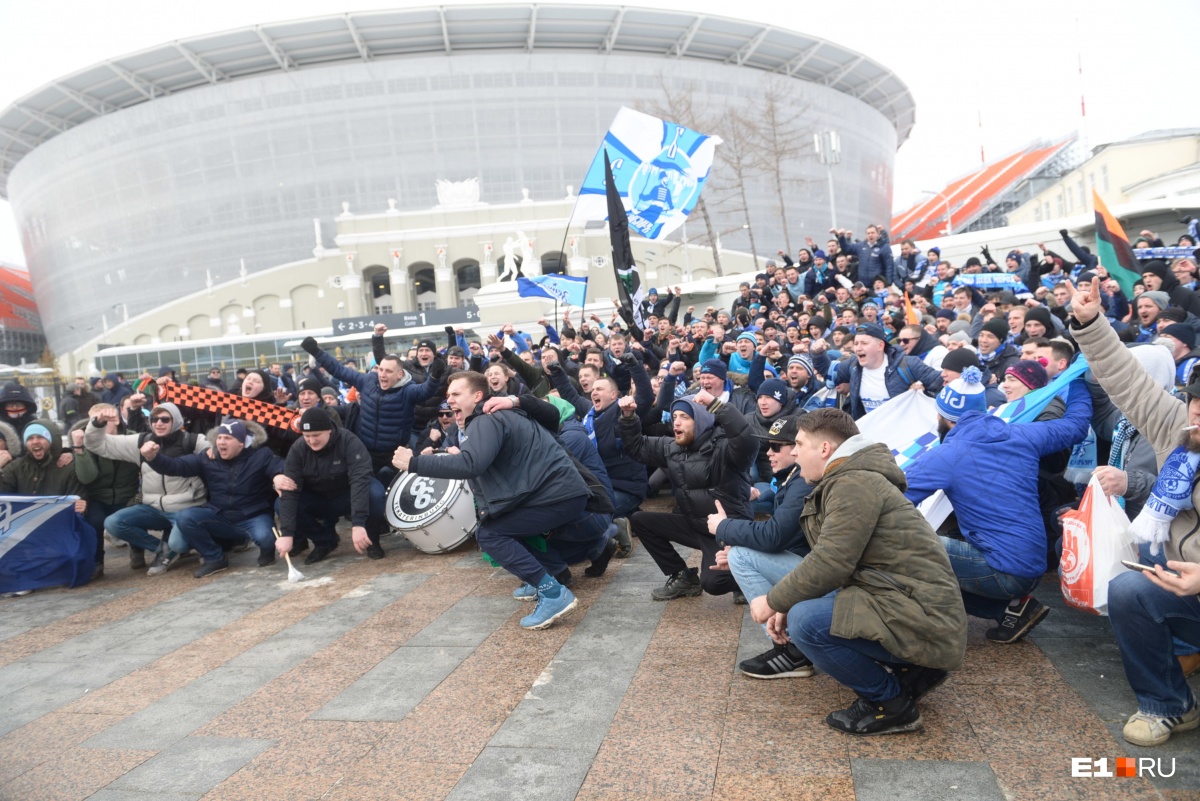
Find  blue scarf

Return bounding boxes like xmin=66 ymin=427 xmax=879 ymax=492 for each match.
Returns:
xmin=1130 ymin=446 xmax=1200 ymax=555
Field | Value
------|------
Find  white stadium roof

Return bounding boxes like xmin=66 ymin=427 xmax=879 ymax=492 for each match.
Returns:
xmin=0 ymin=3 xmax=914 ymax=198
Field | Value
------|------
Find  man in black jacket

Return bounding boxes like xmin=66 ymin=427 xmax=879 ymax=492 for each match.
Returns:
xmin=276 ymin=408 xmax=388 ymax=565
xmin=618 ymin=389 xmax=757 ymax=601
xmin=391 ymin=371 xmax=590 ymax=630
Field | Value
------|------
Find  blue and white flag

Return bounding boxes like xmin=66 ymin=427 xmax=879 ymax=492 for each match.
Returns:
xmin=954 ymin=273 xmax=1032 ymax=298
xmin=516 ymin=274 xmax=588 ymax=307
xmin=0 ymin=495 xmax=96 ymax=593
xmin=571 ymin=107 xmax=721 ymax=241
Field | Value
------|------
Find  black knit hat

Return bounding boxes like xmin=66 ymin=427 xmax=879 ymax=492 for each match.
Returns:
xmin=298 ymin=407 xmax=333 ymax=432
xmin=941 ymin=348 xmax=982 ymax=375
xmin=980 ymin=318 xmax=1010 ymax=342
xmin=298 ymin=378 xmax=323 ymax=395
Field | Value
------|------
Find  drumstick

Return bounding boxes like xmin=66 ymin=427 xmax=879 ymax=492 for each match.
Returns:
xmin=272 ymin=526 xmax=307 ymax=583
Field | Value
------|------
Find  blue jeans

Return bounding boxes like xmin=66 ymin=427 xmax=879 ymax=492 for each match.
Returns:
xmin=296 ymin=481 xmax=387 ymax=548
xmin=940 ymin=536 xmax=1040 ymax=622
xmin=477 ymin=495 xmax=589 ymax=587
xmin=787 ymin=592 xmax=910 ymax=702
xmin=727 ymin=546 xmax=803 ymax=606
xmin=84 ymin=499 xmax=126 ymax=562
xmin=550 ymin=513 xmax=614 ymax=564
xmin=1107 ymin=570 xmax=1200 ymax=717
xmin=612 ymin=489 xmax=642 ymax=520
xmin=174 ymin=507 xmax=275 ymax=563
xmin=105 ymin=505 xmax=184 ymax=554
xmin=1138 ymin=543 xmax=1199 ymax=657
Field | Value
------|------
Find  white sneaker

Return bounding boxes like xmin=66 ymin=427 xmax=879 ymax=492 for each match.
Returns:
xmin=1 ymin=590 xmax=32 ymax=598
xmin=1122 ymin=704 xmax=1200 ymax=747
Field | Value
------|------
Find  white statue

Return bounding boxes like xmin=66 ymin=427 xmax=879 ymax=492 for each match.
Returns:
xmin=435 ymin=178 xmax=481 ymax=207
xmin=341 ymin=201 xmax=351 ymax=215
xmin=520 ymin=187 xmax=531 ymax=202
xmin=387 ymin=198 xmax=398 ymax=212
xmin=437 ymin=248 xmax=447 ymax=270
xmin=517 ymin=230 xmax=534 ymax=266
xmin=499 ymin=237 xmax=518 ymax=281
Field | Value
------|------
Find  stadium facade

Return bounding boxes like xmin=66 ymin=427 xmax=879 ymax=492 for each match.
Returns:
xmin=0 ymin=4 xmax=914 ymax=356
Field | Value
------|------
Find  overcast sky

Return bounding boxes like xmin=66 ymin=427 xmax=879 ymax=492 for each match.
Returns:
xmin=0 ymin=0 xmax=1191 ymax=267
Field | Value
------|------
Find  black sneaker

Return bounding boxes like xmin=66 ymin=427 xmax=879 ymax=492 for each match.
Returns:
xmin=129 ymin=547 xmax=147 ymax=570
xmin=366 ymin=543 xmax=385 ymax=560
xmin=194 ymin=558 xmax=229 ymax=579
xmin=256 ymin=547 xmax=276 ymax=567
xmin=291 ymin=539 xmax=310 ymax=558
xmin=555 ymin=568 xmax=574 ymax=589
xmin=651 ymin=568 xmax=701 ymax=601
xmin=986 ymin=596 xmax=1049 ymax=643
xmin=739 ymin=643 xmax=814 ymax=679
xmin=732 ymin=591 xmax=748 ymax=605
xmin=91 ymin=563 xmax=104 ymax=581
xmin=584 ymin=538 xmax=619 ymax=578
xmin=895 ymin=665 xmax=949 ymax=701
xmin=826 ymin=694 xmax=923 ymax=736
xmin=305 ymin=545 xmax=335 ymax=565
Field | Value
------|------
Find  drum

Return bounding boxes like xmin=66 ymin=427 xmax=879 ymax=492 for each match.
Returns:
xmin=385 ymin=472 xmax=475 ymax=554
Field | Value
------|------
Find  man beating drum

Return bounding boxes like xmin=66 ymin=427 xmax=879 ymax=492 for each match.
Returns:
xmin=276 ymin=407 xmax=389 ymax=564
xmin=392 ymin=371 xmax=591 ymax=630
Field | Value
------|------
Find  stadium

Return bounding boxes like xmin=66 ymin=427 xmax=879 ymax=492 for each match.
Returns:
xmin=0 ymin=4 xmax=914 ymax=360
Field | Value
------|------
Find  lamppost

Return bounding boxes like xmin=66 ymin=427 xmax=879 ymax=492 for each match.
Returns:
xmin=814 ymin=131 xmax=841 ymax=230
xmin=921 ymin=189 xmax=953 ymax=236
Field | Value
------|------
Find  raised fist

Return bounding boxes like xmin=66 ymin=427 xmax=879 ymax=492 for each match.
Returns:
xmin=374 ymin=323 xmax=387 ymax=337
xmin=301 ymin=336 xmax=321 ymax=356
xmin=139 ymin=440 xmax=160 ymax=461
xmin=617 ymin=395 xmax=637 ymax=416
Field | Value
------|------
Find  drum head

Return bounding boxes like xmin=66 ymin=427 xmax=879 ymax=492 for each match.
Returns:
xmin=385 ymin=473 xmax=463 ymax=531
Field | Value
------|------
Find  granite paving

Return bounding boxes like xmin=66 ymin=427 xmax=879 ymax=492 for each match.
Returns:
xmin=0 ymin=510 xmax=1196 ymax=801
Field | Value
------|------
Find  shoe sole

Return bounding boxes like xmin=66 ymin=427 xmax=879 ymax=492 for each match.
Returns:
xmin=826 ymin=715 xmax=924 ymax=736
xmin=195 ymin=566 xmax=228 ymax=579
xmin=1124 ymin=714 xmax=1200 ymax=747
xmin=522 ymin=597 xmax=579 ymax=630
xmin=987 ymin=605 xmax=1050 ymax=644
xmin=740 ymin=667 xmax=816 ymax=680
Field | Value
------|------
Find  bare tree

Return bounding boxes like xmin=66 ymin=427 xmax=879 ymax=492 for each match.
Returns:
xmin=753 ymin=79 xmax=815 ymax=256
xmin=707 ymin=109 xmax=761 ymax=269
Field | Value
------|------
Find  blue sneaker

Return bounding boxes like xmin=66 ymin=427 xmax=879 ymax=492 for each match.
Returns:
xmin=512 ymin=583 xmax=537 ymax=601
xmin=520 ymin=585 xmax=578 ymax=630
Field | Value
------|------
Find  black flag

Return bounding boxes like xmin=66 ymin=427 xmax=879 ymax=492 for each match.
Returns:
xmin=604 ymin=150 xmax=645 ymax=333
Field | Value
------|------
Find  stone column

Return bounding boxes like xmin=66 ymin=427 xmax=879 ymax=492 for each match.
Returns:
xmin=389 ymin=248 xmax=410 ymax=312
xmin=342 ymin=253 xmax=364 ymax=316
xmin=435 ymin=246 xmax=456 ymax=309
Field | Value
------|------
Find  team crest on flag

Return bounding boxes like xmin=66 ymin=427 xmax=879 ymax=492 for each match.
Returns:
xmin=572 ymin=107 xmax=720 ymax=241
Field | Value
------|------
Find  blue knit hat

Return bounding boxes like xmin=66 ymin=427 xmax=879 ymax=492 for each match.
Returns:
xmin=936 ymin=366 xmax=988 ymax=422
xmin=699 ymin=359 xmax=727 ymax=380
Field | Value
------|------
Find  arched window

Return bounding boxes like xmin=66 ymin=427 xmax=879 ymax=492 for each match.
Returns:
xmin=410 ymin=262 xmax=437 ymax=311
xmin=455 ymin=259 xmax=481 ymax=307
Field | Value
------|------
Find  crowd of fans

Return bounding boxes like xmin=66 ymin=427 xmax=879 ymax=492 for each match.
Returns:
xmin=2 ymin=220 xmax=1199 ymax=745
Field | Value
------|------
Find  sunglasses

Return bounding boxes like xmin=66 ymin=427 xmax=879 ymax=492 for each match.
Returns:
xmin=898 ymin=338 xmax=916 ymax=345
xmin=438 ymin=411 xmax=454 ymax=417
xmin=768 ymin=442 xmax=790 ymax=453
xmin=151 ymin=416 xmax=172 ymax=424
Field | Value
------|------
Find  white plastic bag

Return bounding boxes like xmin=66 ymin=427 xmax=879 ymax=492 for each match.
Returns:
xmin=1060 ymin=475 xmax=1136 ymax=615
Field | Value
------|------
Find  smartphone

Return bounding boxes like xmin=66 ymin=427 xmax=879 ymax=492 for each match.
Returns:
xmin=1121 ymin=559 xmax=1181 ymax=578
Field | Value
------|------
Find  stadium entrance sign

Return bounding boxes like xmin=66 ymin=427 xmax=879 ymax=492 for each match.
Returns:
xmin=332 ymin=306 xmax=478 ymax=333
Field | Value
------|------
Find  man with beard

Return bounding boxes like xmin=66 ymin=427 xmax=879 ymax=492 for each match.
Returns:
xmin=903 ymin=365 xmax=1091 ymax=643
xmin=617 ymin=388 xmax=757 ymax=601
xmin=391 ymin=371 xmax=590 ymax=630
xmin=1069 ymin=276 xmax=1200 ymax=745
xmin=86 ymin=403 xmax=210 ymax=575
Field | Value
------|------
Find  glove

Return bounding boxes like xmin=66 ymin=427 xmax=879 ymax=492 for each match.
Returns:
xmin=301 ymin=336 xmax=321 ymax=357
xmin=1058 ymin=229 xmax=1069 ymax=239
xmin=619 ymin=352 xmax=638 ymax=367
xmin=428 ymin=359 xmax=447 ymax=382
xmin=445 ymin=325 xmax=456 ymax=338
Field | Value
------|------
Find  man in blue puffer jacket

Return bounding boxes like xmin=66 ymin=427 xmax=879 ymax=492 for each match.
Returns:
xmin=141 ymin=419 xmax=287 ymax=578
xmin=837 ymin=225 xmax=895 ymax=287
xmin=904 ymin=366 xmax=1091 ymax=644
xmin=832 ymin=324 xmax=943 ymax=419
xmin=302 ymin=335 xmax=444 ymax=478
